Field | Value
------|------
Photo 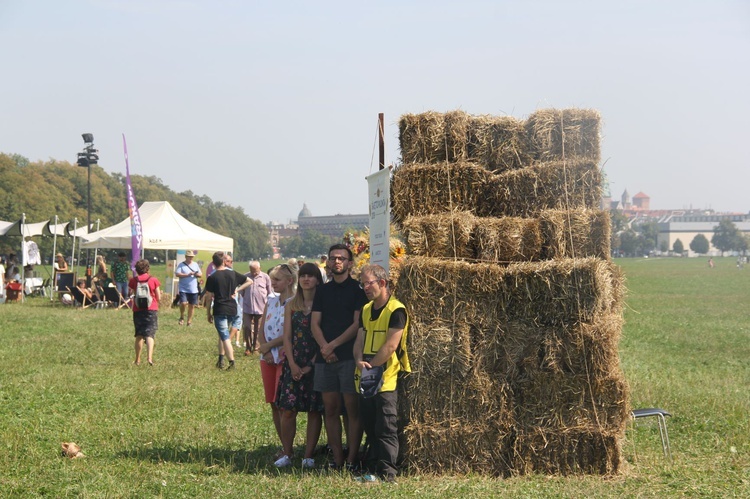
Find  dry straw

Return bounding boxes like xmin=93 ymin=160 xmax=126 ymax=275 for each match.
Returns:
xmin=400 ymin=208 xmax=611 ymax=263
xmin=391 ymin=160 xmax=601 ymax=224
xmin=526 ymin=108 xmax=602 ymax=164
xmin=398 ymin=108 xmax=600 ymax=171
xmin=395 ymin=256 xmax=624 ymax=327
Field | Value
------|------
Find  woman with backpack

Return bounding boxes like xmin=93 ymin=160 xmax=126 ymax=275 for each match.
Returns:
xmin=129 ymin=259 xmax=161 ymax=366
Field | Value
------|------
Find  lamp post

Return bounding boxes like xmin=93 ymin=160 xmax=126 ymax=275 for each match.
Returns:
xmin=77 ymin=133 xmax=98 ymax=280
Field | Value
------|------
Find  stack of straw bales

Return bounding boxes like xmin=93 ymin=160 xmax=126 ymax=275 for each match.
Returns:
xmin=393 ymin=108 xmax=628 ymax=476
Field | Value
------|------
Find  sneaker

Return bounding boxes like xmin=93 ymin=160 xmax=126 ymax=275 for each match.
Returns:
xmin=354 ymin=473 xmax=379 ymax=483
xmin=226 ymin=361 xmax=235 ymax=371
xmin=383 ymin=473 xmax=397 ymax=484
xmin=274 ymin=455 xmax=292 ymax=468
xmin=301 ymin=458 xmax=315 ymax=469
xmin=345 ymin=461 xmax=360 ymax=473
xmin=216 ymin=358 xmax=225 ymax=369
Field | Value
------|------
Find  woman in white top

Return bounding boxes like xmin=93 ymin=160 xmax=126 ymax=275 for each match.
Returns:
xmin=258 ymin=263 xmax=296 ymax=458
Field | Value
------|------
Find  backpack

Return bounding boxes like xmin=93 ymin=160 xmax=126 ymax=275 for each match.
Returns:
xmin=135 ymin=277 xmax=152 ymax=309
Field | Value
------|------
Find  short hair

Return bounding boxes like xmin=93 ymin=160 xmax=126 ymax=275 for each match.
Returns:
xmin=135 ymin=259 xmax=150 ymax=275
xmin=360 ymin=264 xmax=388 ymax=284
xmin=76 ymin=278 xmax=86 ymax=287
xmin=118 ymin=251 xmax=126 ymax=257
xmin=328 ymin=243 xmax=353 ymax=261
xmin=212 ymin=251 xmax=225 ymax=267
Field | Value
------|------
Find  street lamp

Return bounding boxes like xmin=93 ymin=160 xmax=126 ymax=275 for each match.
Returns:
xmin=76 ymin=133 xmax=99 ymax=233
xmin=76 ymin=134 xmax=98 ymax=280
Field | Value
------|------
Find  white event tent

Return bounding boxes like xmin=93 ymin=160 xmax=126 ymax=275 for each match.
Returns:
xmin=80 ymin=201 xmax=233 ymax=253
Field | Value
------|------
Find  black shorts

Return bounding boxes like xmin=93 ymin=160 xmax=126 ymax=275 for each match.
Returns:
xmin=133 ymin=310 xmax=158 ymax=338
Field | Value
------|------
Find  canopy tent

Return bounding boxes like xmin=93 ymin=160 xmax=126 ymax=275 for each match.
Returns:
xmin=80 ymin=201 xmax=233 ymax=253
xmin=0 ymin=214 xmax=91 ymax=302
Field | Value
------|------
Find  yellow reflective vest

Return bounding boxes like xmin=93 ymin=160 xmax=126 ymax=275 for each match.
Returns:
xmin=355 ymin=296 xmax=411 ymax=393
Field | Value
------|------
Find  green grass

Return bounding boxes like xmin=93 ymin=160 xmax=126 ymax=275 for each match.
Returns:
xmin=1 ymin=257 xmax=748 ymax=497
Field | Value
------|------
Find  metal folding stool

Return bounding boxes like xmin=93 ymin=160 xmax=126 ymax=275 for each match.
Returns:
xmin=631 ymin=408 xmax=672 ymax=461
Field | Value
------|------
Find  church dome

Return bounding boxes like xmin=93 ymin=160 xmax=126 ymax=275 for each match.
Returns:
xmin=298 ymin=203 xmax=312 ymax=219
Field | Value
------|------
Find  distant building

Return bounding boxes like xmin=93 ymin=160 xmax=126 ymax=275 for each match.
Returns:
xmin=266 ymin=204 xmax=368 ymax=258
xmin=603 ymin=188 xmax=749 ymax=256
xmin=632 ymin=192 xmax=650 ymax=210
xmin=657 ymin=212 xmax=750 ymax=256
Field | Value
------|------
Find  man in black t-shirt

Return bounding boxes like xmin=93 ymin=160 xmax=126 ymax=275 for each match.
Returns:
xmin=312 ymin=243 xmax=368 ymax=469
xmin=204 ymin=251 xmax=253 ymax=370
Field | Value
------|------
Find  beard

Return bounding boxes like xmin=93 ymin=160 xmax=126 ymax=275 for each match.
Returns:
xmin=331 ymin=266 xmax=348 ymax=276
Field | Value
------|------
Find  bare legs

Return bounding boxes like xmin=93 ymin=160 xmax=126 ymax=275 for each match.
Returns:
xmin=280 ymin=409 xmax=322 ymax=459
xmin=134 ymin=336 xmax=154 ymax=365
xmin=322 ymin=392 xmax=361 ymax=466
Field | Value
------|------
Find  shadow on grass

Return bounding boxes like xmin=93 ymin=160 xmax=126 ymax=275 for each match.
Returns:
xmin=116 ymin=444 xmax=329 ymax=475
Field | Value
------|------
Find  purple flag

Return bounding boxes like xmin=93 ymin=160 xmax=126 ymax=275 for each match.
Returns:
xmin=123 ymin=134 xmax=143 ymax=270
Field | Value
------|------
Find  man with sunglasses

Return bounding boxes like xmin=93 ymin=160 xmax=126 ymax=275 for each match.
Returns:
xmin=312 ymin=243 xmax=368 ymax=470
xmin=353 ymin=264 xmax=410 ymax=484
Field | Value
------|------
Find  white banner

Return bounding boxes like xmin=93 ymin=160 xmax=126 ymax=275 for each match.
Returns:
xmin=366 ymin=168 xmax=391 ymax=273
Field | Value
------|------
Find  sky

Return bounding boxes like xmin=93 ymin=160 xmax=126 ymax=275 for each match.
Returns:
xmin=1 ymin=0 xmax=748 ymax=224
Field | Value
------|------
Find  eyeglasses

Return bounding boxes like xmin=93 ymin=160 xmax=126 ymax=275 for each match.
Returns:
xmin=359 ymin=279 xmax=380 ymax=289
xmin=329 ymin=256 xmax=348 ymax=262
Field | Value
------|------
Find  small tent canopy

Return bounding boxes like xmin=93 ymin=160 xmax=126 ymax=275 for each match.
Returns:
xmin=80 ymin=201 xmax=233 ymax=253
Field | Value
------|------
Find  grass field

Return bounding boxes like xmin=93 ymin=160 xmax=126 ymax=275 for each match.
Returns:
xmin=0 ymin=257 xmax=748 ymax=497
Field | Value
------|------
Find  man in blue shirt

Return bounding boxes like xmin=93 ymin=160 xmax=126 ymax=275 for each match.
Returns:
xmin=175 ymin=250 xmax=202 ymax=326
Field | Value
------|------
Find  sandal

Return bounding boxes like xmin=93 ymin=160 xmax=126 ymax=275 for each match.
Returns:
xmin=186 ymin=321 xmax=192 ymax=327
xmin=178 ymin=318 xmax=184 ymax=326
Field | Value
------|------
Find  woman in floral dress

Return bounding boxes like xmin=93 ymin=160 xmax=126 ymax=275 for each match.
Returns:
xmin=274 ymin=263 xmax=324 ymax=468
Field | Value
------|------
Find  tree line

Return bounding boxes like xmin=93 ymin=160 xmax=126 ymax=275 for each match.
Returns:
xmin=0 ymin=152 xmax=271 ymax=261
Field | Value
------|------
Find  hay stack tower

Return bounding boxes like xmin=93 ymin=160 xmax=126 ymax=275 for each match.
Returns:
xmin=393 ymin=109 xmax=628 ymax=476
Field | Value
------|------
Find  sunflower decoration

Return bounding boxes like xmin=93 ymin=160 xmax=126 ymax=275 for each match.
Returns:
xmin=343 ymin=226 xmax=406 ymax=279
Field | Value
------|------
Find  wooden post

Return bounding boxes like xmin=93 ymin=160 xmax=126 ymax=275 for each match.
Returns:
xmin=378 ymin=112 xmax=385 ymax=170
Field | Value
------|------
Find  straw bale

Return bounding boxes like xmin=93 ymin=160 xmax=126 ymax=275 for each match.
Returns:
xmin=512 ymin=427 xmax=622 ymax=475
xmin=473 ymin=216 xmax=542 ymax=262
xmin=468 ymin=115 xmax=533 ymax=172
xmin=398 ymin=112 xmax=447 ymax=164
xmin=391 ymin=162 xmax=491 ymax=225
xmin=472 ymin=314 xmax=624 ymax=381
xmin=540 ymin=209 xmax=611 ymax=259
xmin=391 ymin=159 xmax=601 ymax=223
xmin=402 ymin=421 xmax=514 ymax=476
xmin=395 ymin=256 xmax=624 ymax=327
xmin=483 ymin=159 xmax=602 ymax=218
xmin=512 ymin=372 xmax=629 ymax=431
xmin=402 ymin=362 xmax=514 ymax=426
xmin=401 ymin=212 xmax=476 ymax=259
xmin=526 ymin=108 xmax=602 ymax=163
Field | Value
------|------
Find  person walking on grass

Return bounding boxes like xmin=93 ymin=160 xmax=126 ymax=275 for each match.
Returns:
xmin=259 ymin=263 xmax=296 ymax=456
xmin=204 ymin=251 xmax=253 ymax=370
xmin=129 ymin=259 xmax=161 ymax=366
xmin=175 ymin=250 xmax=202 ymax=326
xmin=275 ymin=263 xmax=325 ymax=468
xmin=353 ymin=264 xmax=410 ymax=483
xmin=311 ymin=243 xmax=368 ymax=470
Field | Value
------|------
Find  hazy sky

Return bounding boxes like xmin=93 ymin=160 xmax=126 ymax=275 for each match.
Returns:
xmin=1 ymin=1 xmax=748 ymax=224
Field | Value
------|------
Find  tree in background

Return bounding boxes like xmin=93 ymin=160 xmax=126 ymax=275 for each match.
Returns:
xmin=690 ymin=234 xmax=709 ymax=255
xmin=711 ymin=220 xmax=743 ymax=255
xmin=0 ymin=152 xmax=270 ymax=260
xmin=673 ymin=238 xmax=684 ymax=254
xmin=609 ymin=210 xmax=629 ymax=256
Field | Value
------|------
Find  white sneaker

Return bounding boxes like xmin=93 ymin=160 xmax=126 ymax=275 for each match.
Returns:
xmin=274 ymin=455 xmax=292 ymax=468
xmin=301 ymin=458 xmax=315 ymax=469
xmin=235 ymin=341 xmax=242 ymax=348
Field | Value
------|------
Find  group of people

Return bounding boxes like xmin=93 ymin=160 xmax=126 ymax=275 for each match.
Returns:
xmin=173 ymin=245 xmax=410 ymax=482
xmin=253 ymin=244 xmax=410 ymax=483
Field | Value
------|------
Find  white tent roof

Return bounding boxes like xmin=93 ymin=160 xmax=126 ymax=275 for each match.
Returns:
xmin=80 ymin=201 xmax=233 ymax=252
